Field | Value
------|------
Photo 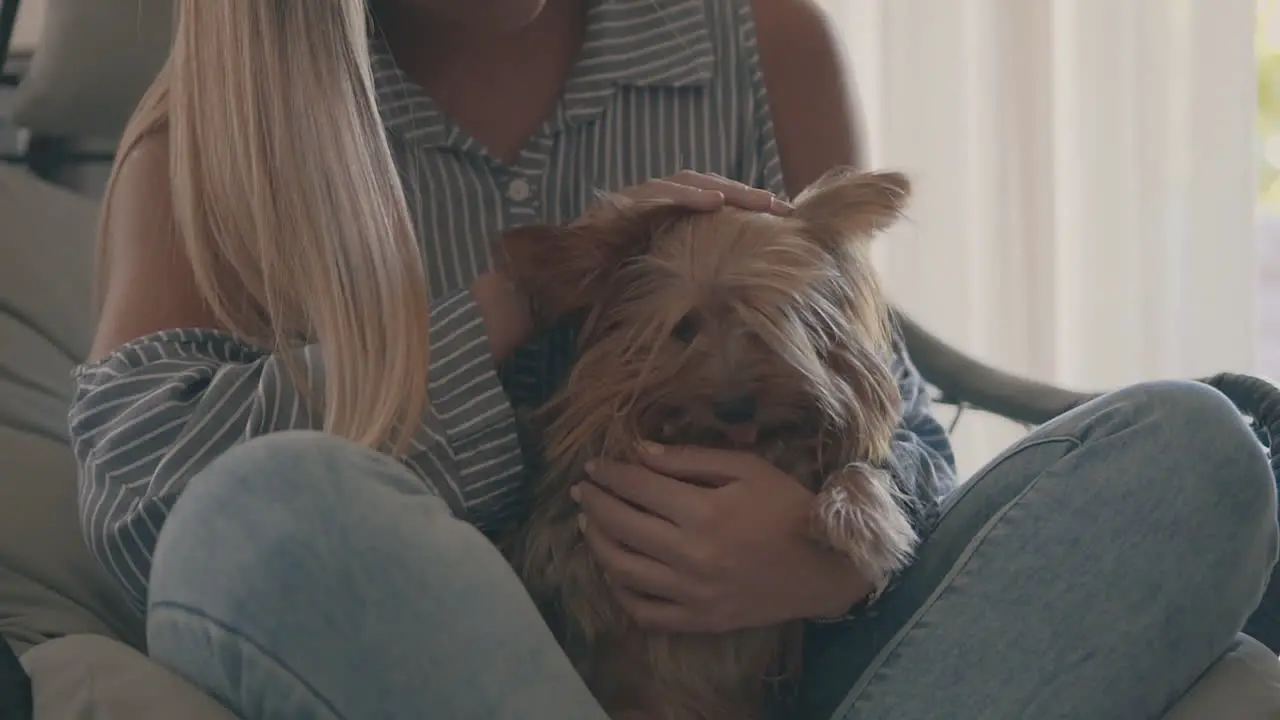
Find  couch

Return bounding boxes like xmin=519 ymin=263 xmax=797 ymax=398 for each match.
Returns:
xmin=2 ymin=0 xmax=1280 ymax=718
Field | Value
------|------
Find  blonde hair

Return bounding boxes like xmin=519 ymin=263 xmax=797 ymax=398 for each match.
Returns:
xmin=99 ymin=1 xmax=431 ymax=451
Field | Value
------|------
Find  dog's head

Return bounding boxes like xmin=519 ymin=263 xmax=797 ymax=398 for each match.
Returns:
xmin=499 ymin=168 xmax=909 ymax=468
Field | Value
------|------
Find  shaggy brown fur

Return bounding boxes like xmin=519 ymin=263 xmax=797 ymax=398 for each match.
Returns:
xmin=498 ymin=167 xmax=919 ymax=720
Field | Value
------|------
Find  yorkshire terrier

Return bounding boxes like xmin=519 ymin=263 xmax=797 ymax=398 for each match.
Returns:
xmin=498 ymin=167 xmax=918 ymax=720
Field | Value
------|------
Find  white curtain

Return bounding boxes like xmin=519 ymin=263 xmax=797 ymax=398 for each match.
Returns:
xmin=822 ymin=0 xmax=1260 ymax=476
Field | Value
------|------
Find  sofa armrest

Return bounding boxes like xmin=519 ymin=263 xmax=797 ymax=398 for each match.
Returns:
xmin=23 ymin=635 xmax=239 ymax=720
xmin=1164 ymin=634 xmax=1280 ymax=719
xmin=0 ymin=426 xmax=143 ymax=651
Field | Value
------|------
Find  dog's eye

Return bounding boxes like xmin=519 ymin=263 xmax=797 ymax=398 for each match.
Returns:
xmin=671 ymin=313 xmax=699 ymax=343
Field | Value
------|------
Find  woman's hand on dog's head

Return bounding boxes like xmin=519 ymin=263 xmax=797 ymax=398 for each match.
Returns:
xmin=495 ymin=171 xmax=790 ymax=335
xmin=572 ymin=443 xmax=874 ymax=634
xmin=585 ymin=171 xmax=794 ymax=220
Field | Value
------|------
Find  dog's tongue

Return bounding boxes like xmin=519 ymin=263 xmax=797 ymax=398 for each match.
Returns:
xmin=725 ymin=424 xmax=759 ymax=446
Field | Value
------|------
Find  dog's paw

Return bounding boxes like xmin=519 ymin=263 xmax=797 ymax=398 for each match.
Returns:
xmin=812 ymin=464 xmax=918 ymax=586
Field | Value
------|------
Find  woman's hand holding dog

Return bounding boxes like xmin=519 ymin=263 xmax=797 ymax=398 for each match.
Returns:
xmin=573 ymin=442 xmax=874 ymax=634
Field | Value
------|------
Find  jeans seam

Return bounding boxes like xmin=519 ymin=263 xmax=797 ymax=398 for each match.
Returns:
xmin=828 ymin=434 xmax=1082 ymax=720
xmin=150 ymin=601 xmax=349 ymax=720
xmin=934 ymin=434 xmax=1081 ymax=523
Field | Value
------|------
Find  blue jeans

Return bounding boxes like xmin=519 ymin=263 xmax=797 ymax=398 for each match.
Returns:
xmin=146 ymin=381 xmax=1279 ymax=719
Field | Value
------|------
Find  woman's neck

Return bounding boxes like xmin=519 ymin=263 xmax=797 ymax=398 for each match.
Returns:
xmin=374 ymin=0 xmax=586 ymax=90
xmin=373 ymin=0 xmax=589 ymax=163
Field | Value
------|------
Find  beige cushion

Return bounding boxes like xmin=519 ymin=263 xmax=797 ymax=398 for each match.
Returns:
xmin=24 ymin=634 xmax=238 ymax=720
xmin=12 ymin=0 xmax=173 ymax=139
xmin=14 ymin=631 xmax=1280 ymax=719
xmin=0 ymin=165 xmax=98 ymax=366
xmin=0 ymin=316 xmax=73 ymax=442
xmin=1165 ymin=635 xmax=1280 ymax=719
xmin=0 ymin=165 xmax=143 ymax=652
xmin=0 ymin=426 xmax=143 ymax=653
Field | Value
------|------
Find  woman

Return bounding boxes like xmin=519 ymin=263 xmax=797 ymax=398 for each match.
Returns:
xmin=71 ymin=0 xmax=1278 ymax=717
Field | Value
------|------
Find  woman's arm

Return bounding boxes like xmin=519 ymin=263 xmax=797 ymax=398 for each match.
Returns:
xmin=884 ymin=328 xmax=959 ymax=535
xmin=752 ymin=0 xmax=958 ymax=536
xmin=751 ymin=0 xmax=867 ymax=198
xmin=78 ymin=134 xmax=531 ymax=609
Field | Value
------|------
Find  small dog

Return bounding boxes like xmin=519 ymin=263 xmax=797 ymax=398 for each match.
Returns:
xmin=499 ymin=167 xmax=919 ymax=720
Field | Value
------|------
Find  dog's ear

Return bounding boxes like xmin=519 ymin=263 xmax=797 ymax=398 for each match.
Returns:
xmin=793 ymin=167 xmax=910 ymax=249
xmin=495 ymin=196 xmax=692 ymax=320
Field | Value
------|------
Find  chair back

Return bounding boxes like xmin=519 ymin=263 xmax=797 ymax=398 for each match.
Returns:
xmin=12 ymin=0 xmax=173 ymax=142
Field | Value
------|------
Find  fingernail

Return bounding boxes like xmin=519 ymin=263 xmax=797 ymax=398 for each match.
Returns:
xmin=638 ymin=441 xmax=664 ymax=455
xmin=771 ymin=197 xmax=795 ymax=215
xmin=584 ymin=459 xmax=598 ymax=475
xmin=570 ymin=484 xmax=581 ymax=503
xmin=577 ymin=514 xmax=587 ymax=532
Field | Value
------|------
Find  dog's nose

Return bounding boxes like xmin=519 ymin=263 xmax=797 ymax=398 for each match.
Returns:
xmin=713 ymin=394 xmax=757 ymax=425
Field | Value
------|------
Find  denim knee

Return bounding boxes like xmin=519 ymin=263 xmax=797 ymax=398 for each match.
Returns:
xmin=1107 ymin=380 xmax=1278 ymax=600
xmin=144 ymin=432 xmax=548 ymax=718
xmin=147 ymin=431 xmax=448 ymax=620
xmin=1112 ymin=380 xmax=1273 ymax=497
xmin=179 ymin=429 xmax=436 ymax=516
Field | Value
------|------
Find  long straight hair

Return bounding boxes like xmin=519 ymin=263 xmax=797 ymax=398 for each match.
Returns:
xmin=98 ymin=1 xmax=431 ymax=451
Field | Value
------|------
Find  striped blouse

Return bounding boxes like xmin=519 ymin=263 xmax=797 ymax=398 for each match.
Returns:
xmin=69 ymin=0 xmax=957 ymax=612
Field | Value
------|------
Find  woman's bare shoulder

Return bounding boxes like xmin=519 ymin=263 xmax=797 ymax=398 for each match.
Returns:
xmin=749 ymin=0 xmax=865 ymax=194
xmin=90 ymin=130 xmax=227 ymax=362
